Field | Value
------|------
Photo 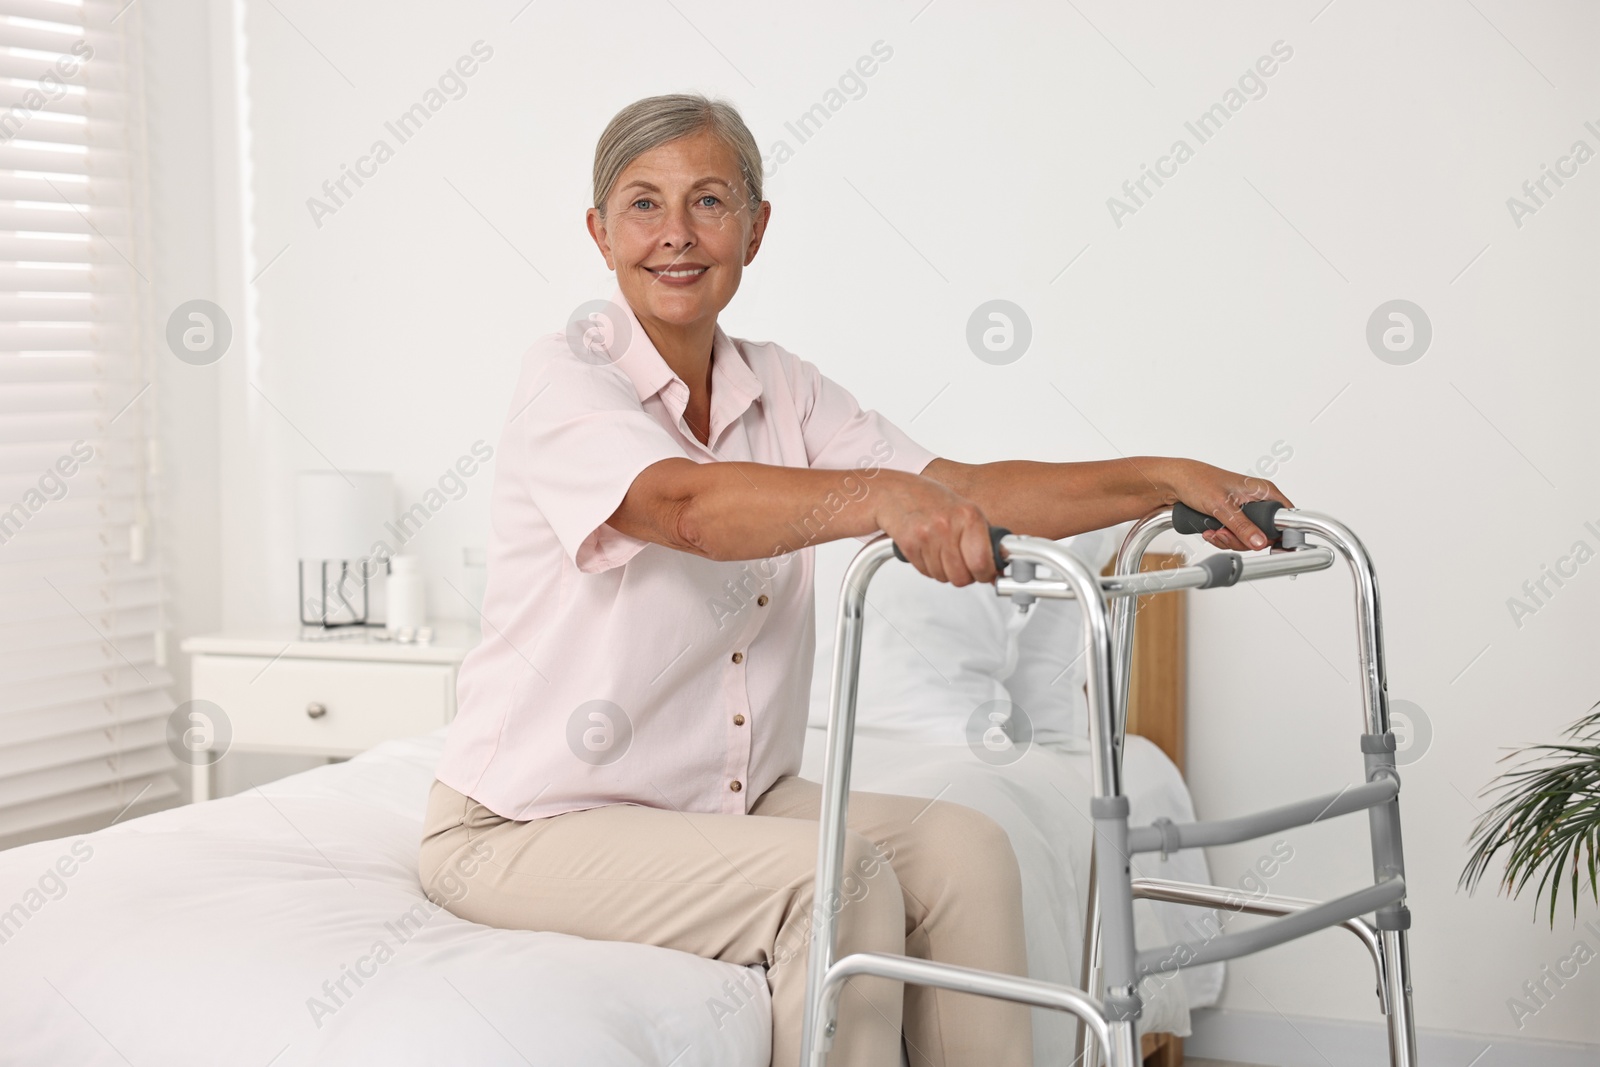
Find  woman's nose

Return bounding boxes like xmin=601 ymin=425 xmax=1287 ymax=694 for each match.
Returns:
xmin=658 ymin=203 xmax=695 ymax=248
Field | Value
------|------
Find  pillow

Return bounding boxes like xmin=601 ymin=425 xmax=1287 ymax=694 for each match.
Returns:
xmin=1004 ymin=523 xmax=1130 ymax=750
xmin=807 ymin=538 xmax=1016 ymax=745
xmin=805 ymin=524 xmax=1130 ymax=749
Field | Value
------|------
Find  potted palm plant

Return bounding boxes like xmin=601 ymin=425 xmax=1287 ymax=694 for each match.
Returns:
xmin=1461 ymin=702 xmax=1600 ymax=924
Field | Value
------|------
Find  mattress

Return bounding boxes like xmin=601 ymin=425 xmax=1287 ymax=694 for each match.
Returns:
xmin=0 ymin=726 xmax=1218 ymax=1066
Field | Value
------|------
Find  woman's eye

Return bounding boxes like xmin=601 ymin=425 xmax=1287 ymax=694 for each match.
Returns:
xmin=698 ymin=195 xmax=721 ymax=208
xmin=632 ymin=198 xmax=654 ymax=210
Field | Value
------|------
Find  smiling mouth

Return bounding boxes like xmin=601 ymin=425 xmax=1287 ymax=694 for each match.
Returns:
xmin=645 ymin=265 xmax=709 ymax=279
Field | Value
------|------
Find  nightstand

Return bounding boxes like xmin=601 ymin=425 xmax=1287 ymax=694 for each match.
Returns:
xmin=179 ymin=622 xmax=478 ymax=803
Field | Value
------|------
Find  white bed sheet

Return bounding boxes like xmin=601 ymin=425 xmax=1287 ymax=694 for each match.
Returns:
xmin=0 ymin=726 xmax=1218 ymax=1066
xmin=0 ymin=733 xmax=769 ymax=1067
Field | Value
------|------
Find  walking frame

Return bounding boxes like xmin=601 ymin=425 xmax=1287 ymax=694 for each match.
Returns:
xmin=800 ymin=502 xmax=1419 ymax=1066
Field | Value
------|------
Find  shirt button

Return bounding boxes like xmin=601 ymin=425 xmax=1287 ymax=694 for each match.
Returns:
xmin=757 ymin=595 xmax=769 ymax=607
xmin=733 ymin=713 xmax=746 ymax=726
xmin=730 ymin=780 xmax=742 ymax=792
xmin=731 ymin=651 xmax=744 ymax=664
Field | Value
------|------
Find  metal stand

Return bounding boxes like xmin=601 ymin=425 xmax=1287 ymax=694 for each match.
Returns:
xmin=800 ymin=505 xmax=1419 ymax=1067
xmin=297 ymin=557 xmax=371 ymax=628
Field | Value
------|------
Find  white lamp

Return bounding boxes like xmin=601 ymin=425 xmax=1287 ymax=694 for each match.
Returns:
xmin=295 ymin=470 xmax=393 ymax=628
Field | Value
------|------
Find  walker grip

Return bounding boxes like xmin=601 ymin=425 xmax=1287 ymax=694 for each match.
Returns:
xmin=891 ymin=525 xmax=1011 ymax=574
xmin=1172 ymin=500 xmax=1284 ymax=544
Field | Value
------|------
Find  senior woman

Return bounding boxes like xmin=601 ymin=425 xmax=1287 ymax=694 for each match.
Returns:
xmin=420 ymin=93 xmax=1288 ymax=1067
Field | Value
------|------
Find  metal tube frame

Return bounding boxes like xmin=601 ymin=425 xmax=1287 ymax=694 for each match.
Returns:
xmin=993 ymin=545 xmax=1336 ymax=603
xmin=810 ymin=951 xmax=1119 ymax=1061
xmin=802 ymin=507 xmax=1418 ymax=1067
xmin=800 ymin=536 xmax=1140 ymax=1067
xmin=1124 ymin=778 xmax=1399 ymax=853
xmin=1133 ymin=875 xmax=1406 ymax=975
xmin=1130 ymin=877 xmax=1391 ymax=1013
xmin=1078 ymin=506 xmax=1419 ymax=1067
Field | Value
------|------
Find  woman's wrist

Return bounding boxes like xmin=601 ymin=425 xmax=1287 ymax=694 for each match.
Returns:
xmin=1133 ymin=456 xmax=1185 ymax=508
xmin=867 ymin=468 xmax=918 ymax=530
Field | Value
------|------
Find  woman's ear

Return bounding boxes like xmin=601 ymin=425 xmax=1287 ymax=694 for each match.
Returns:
xmin=585 ymin=207 xmax=616 ymax=270
xmin=744 ymin=200 xmax=772 ymax=266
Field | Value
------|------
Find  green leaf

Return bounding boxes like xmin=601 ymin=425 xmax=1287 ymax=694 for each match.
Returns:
xmin=1460 ymin=701 xmax=1600 ymax=926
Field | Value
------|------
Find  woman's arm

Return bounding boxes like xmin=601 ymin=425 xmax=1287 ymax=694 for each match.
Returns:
xmin=918 ymin=456 xmax=1292 ymax=552
xmin=607 ymin=452 xmax=1290 ymax=587
xmin=607 ymin=456 xmax=1005 ymax=585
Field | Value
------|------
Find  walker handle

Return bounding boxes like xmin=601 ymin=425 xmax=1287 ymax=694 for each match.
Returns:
xmin=1172 ymin=500 xmax=1284 ymax=544
xmin=891 ymin=525 xmax=1011 ymax=574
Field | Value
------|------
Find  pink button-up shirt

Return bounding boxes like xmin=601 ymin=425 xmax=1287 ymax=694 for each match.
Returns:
xmin=434 ymin=289 xmax=939 ymax=821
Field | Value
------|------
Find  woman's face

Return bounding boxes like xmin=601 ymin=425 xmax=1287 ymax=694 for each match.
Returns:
xmin=587 ymin=128 xmax=770 ymax=335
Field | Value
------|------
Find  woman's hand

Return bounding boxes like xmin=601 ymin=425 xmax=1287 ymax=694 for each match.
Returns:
xmin=873 ymin=473 xmax=1001 ymax=586
xmin=1158 ymin=458 xmax=1294 ymax=552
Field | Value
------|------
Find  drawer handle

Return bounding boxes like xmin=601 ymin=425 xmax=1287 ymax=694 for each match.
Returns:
xmin=306 ymin=702 xmax=328 ymax=719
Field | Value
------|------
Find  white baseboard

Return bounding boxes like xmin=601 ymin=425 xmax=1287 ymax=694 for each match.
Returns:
xmin=1185 ymin=1008 xmax=1599 ymax=1067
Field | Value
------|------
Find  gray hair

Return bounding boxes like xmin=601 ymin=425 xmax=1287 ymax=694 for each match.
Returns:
xmin=592 ymin=94 xmax=762 ymax=220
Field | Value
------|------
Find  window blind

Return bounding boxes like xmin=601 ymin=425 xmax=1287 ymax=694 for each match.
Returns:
xmin=0 ymin=0 xmax=178 ymax=838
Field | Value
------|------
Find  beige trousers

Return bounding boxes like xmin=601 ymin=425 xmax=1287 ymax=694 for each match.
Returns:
xmin=418 ymin=774 xmax=1034 ymax=1067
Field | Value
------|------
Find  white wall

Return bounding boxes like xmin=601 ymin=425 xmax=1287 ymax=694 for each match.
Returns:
xmin=146 ymin=0 xmax=222 ymax=673
xmin=200 ymin=0 xmax=1599 ymax=1048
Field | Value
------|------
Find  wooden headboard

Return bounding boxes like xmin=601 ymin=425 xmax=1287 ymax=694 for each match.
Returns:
xmin=1114 ymin=551 xmax=1187 ymax=774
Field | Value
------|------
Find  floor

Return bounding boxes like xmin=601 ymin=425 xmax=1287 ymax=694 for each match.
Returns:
xmin=1186 ymin=1060 xmax=1272 ymax=1067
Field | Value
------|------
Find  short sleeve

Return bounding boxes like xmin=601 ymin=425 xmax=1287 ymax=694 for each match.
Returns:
xmin=520 ymin=351 xmax=689 ymax=574
xmin=794 ymin=357 xmax=937 ymax=478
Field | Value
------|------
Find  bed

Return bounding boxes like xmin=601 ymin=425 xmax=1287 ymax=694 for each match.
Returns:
xmin=0 ymin=535 xmax=1217 ymax=1066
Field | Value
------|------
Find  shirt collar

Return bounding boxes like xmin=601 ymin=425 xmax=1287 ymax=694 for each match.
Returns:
xmin=608 ymin=284 xmax=763 ymax=442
